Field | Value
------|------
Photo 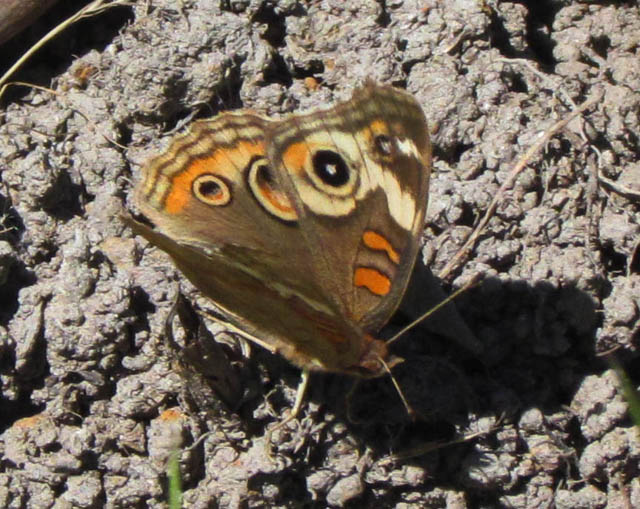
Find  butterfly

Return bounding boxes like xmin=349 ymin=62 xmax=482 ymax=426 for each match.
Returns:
xmin=128 ymin=82 xmax=431 ymax=422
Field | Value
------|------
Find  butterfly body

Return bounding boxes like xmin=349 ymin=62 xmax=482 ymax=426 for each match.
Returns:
xmin=130 ymin=83 xmax=431 ymax=378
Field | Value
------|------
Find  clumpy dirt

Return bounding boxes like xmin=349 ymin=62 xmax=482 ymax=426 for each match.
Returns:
xmin=1 ymin=0 xmax=639 ymax=507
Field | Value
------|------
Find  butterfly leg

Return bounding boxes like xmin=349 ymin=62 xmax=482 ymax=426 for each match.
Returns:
xmin=264 ymin=368 xmax=310 ymax=456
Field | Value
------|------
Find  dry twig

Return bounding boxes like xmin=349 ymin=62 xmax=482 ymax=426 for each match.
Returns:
xmin=438 ymin=90 xmax=604 ymax=281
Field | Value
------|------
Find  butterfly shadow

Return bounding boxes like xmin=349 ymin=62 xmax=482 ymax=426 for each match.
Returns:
xmin=295 ymin=262 xmax=490 ymax=453
xmin=167 ymin=261 xmax=608 ymax=468
xmin=246 ymin=263 xmax=607 ymax=468
xmin=322 ymin=266 xmax=607 ymax=465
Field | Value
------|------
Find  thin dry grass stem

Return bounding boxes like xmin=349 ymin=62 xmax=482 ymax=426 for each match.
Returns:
xmin=439 ymin=90 xmax=603 ymax=281
xmin=1 ymin=81 xmax=59 ymax=98
xmin=596 ymin=344 xmax=624 ymax=357
xmin=0 ymin=0 xmax=132 ymax=101
xmin=599 ymin=175 xmax=640 ymax=200
xmin=382 ymin=414 xmax=505 ymax=462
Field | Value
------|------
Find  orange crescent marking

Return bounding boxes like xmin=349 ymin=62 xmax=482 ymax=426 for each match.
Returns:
xmin=362 ymin=230 xmax=400 ymax=264
xmin=354 ymin=267 xmax=391 ymax=296
xmin=164 ymin=140 xmax=263 ymax=214
xmin=281 ymin=141 xmax=309 ymax=173
xmin=257 ymin=178 xmax=296 ymax=215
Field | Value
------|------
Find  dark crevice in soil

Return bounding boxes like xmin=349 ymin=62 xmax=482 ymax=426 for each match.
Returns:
xmin=0 ymin=193 xmax=25 ymax=241
xmin=431 ymin=145 xmax=448 ymax=163
xmin=0 ymin=398 xmax=45 ymax=434
xmin=600 ymin=242 xmax=628 ymax=275
xmin=292 ymin=59 xmax=325 ymax=81
xmin=130 ymin=286 xmax=156 ymax=319
xmin=623 ymin=129 xmax=639 ymax=155
xmin=126 ymin=287 xmax=155 ymax=345
xmin=116 ymin=121 xmax=133 ymax=149
xmin=624 ymin=355 xmax=640 ymax=386
xmin=517 ymin=0 xmax=560 ymax=67
xmin=262 ymin=52 xmax=293 ymax=86
xmin=489 ymin=1 xmax=559 ymax=68
xmin=252 ymin=3 xmax=287 ymax=48
xmin=30 ymin=241 xmax=58 ymax=266
xmin=590 ymin=35 xmax=611 ymax=60
xmin=375 ymin=0 xmax=391 ymax=27
xmin=211 ymin=60 xmax=246 ymax=111
xmin=451 ymin=142 xmax=475 ymax=164
xmin=40 ymin=170 xmax=86 ymax=220
xmin=391 ymin=78 xmax=408 ymax=90
xmin=506 ymin=71 xmax=529 ymax=94
xmin=0 ymin=262 xmax=37 ymax=325
xmin=458 ymin=202 xmax=478 ymax=228
xmin=398 ymin=418 xmax=457 ymax=446
xmin=401 ymin=59 xmax=422 ymax=75
xmin=487 ymin=7 xmax=522 ymax=58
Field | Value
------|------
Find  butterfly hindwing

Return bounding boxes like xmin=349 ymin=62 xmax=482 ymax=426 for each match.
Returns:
xmin=266 ymin=83 xmax=432 ymax=333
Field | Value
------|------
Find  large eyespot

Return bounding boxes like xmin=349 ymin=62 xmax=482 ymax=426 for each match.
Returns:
xmin=312 ymin=150 xmax=350 ymax=187
xmin=374 ymin=134 xmax=395 ymax=156
xmin=247 ymin=157 xmax=298 ymax=223
xmin=192 ymin=174 xmax=231 ymax=206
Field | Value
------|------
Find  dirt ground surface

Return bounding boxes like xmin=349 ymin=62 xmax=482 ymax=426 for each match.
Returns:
xmin=1 ymin=0 xmax=639 ymax=507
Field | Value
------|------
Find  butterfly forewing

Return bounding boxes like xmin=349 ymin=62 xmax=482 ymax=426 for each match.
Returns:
xmin=265 ymin=83 xmax=431 ymax=334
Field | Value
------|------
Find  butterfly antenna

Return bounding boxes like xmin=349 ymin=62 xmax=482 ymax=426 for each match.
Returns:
xmin=377 ymin=354 xmax=415 ymax=419
xmin=386 ymin=273 xmax=484 ymax=347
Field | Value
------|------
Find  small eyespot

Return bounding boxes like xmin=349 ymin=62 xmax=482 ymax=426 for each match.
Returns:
xmin=247 ymin=157 xmax=298 ymax=222
xmin=312 ymin=150 xmax=350 ymax=187
xmin=256 ymin=163 xmax=272 ymax=183
xmin=192 ymin=174 xmax=231 ymax=206
xmin=374 ymin=135 xmax=394 ymax=156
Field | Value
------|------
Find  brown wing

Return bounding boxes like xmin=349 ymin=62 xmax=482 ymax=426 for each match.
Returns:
xmin=131 ymin=110 xmax=373 ymax=373
xmin=266 ymin=83 xmax=432 ymax=333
